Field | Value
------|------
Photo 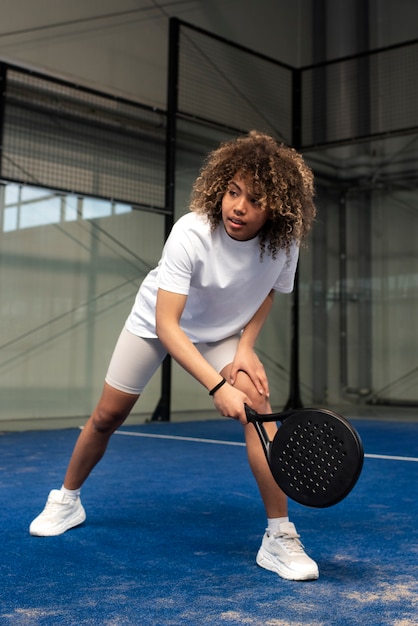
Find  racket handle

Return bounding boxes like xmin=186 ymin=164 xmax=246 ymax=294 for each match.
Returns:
xmin=244 ymin=404 xmax=287 ymax=423
xmin=244 ymin=405 xmax=258 ymax=423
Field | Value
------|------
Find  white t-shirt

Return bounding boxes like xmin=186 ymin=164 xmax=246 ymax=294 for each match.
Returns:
xmin=126 ymin=212 xmax=299 ymax=343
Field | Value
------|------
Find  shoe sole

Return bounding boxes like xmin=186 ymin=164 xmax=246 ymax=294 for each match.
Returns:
xmin=29 ymin=509 xmax=86 ymax=537
xmin=256 ymin=547 xmax=319 ymax=581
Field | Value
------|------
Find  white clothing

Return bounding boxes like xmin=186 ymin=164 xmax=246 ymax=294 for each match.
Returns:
xmin=105 ymin=328 xmax=241 ymax=394
xmin=125 ymin=212 xmax=299 ymax=343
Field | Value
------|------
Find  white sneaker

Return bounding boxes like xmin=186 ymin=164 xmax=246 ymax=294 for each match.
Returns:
xmin=29 ymin=489 xmax=86 ymax=537
xmin=256 ymin=522 xmax=319 ymax=581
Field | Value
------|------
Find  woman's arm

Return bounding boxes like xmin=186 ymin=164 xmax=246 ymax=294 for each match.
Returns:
xmin=229 ymin=289 xmax=275 ymax=397
xmin=155 ymin=288 xmax=250 ymax=422
xmin=155 ymin=289 xmax=222 ymax=392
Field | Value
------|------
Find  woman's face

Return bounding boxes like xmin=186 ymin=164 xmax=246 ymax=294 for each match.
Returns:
xmin=221 ymin=176 xmax=270 ymax=241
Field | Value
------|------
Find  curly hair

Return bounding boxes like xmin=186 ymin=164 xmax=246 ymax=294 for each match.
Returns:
xmin=190 ymin=131 xmax=316 ymax=258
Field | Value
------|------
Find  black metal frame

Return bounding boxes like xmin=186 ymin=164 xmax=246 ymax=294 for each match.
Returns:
xmin=150 ymin=18 xmax=180 ymax=421
xmin=0 ymin=60 xmax=168 ymax=211
xmin=0 ymin=64 xmax=7 ymax=180
xmin=2 ymin=19 xmax=418 ymax=419
xmin=155 ymin=19 xmax=418 ymax=417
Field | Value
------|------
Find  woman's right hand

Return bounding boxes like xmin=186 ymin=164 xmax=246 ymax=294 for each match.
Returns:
xmin=211 ymin=382 xmax=250 ymax=425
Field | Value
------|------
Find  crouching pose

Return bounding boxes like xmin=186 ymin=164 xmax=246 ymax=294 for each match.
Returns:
xmin=30 ymin=131 xmax=318 ymax=581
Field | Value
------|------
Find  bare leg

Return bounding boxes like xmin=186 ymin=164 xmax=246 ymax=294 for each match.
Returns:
xmin=243 ymin=418 xmax=288 ymax=518
xmin=29 ymin=382 xmax=140 ymax=536
xmin=220 ymin=366 xmax=288 ymax=519
xmin=63 ymin=382 xmax=139 ymax=490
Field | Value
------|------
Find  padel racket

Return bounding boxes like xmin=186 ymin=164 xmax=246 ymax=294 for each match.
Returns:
xmin=245 ymin=405 xmax=364 ymax=508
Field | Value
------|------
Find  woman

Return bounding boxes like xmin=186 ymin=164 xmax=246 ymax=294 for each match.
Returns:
xmin=30 ymin=131 xmax=318 ymax=581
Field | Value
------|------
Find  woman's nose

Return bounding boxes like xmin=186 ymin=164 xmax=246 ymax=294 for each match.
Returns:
xmin=234 ymin=196 xmax=247 ymax=213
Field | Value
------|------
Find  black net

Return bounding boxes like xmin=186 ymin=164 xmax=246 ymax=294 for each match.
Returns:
xmin=2 ymin=30 xmax=417 ymax=215
xmin=1 ymin=67 xmax=167 ymax=211
xmin=178 ymin=24 xmax=293 ymax=143
xmin=301 ymin=41 xmax=418 ymax=148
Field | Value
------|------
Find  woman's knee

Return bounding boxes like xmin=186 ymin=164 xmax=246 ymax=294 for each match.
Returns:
xmin=91 ymin=384 xmax=139 ymax=434
xmin=226 ymin=369 xmax=270 ymax=413
xmin=91 ymin=404 xmax=126 ymax=434
xmin=247 ymin=389 xmax=270 ymax=414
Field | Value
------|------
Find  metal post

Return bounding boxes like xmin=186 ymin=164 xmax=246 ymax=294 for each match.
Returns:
xmin=284 ymin=67 xmax=304 ymax=410
xmin=0 ymin=64 xmax=7 ymax=178
xmin=150 ymin=18 xmax=179 ymax=422
xmin=284 ymin=266 xmax=303 ymax=410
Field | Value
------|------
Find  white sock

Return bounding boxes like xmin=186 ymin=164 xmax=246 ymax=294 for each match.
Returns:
xmin=61 ymin=485 xmax=80 ymax=500
xmin=267 ymin=516 xmax=289 ymax=533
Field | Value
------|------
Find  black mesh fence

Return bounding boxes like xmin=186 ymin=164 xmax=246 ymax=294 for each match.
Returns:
xmin=176 ymin=22 xmax=418 ymax=150
xmin=177 ymin=22 xmax=294 ymax=144
xmin=301 ymin=40 xmax=418 ymax=148
xmin=0 ymin=65 xmax=167 ymax=211
xmin=1 ymin=25 xmax=418 ymax=215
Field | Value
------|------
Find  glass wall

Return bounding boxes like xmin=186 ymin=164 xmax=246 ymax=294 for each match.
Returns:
xmin=2 ymin=127 xmax=418 ymax=428
xmin=0 ymin=175 xmax=297 ymax=427
xmin=0 ymin=183 xmax=165 ymax=425
xmin=302 ymin=134 xmax=418 ymax=409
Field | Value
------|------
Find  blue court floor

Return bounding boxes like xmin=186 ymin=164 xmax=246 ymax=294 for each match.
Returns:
xmin=1 ymin=415 xmax=418 ymax=625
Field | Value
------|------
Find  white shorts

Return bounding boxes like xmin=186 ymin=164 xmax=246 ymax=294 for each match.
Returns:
xmin=105 ymin=326 xmax=240 ymax=395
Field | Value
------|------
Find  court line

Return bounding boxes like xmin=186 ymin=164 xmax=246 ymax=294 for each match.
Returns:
xmin=114 ymin=430 xmax=245 ymax=447
xmin=364 ymin=453 xmax=418 ymax=462
xmin=113 ymin=430 xmax=418 ymax=462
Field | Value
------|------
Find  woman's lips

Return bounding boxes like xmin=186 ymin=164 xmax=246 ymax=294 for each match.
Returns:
xmin=229 ymin=216 xmax=245 ymax=226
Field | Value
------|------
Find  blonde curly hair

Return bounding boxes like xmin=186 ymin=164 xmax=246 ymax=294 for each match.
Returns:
xmin=190 ymin=131 xmax=316 ymax=258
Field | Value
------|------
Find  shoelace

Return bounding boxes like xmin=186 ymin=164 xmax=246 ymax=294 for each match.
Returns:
xmin=272 ymin=530 xmax=305 ymax=555
xmin=45 ymin=496 xmax=73 ymax=512
xmin=44 ymin=502 xmax=66 ymax=514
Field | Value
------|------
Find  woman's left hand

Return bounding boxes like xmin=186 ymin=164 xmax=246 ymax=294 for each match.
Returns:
xmin=229 ymin=344 xmax=269 ymax=398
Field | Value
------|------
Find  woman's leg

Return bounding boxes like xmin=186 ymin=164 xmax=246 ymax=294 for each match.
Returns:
xmin=63 ymin=383 xmax=139 ymax=490
xmin=64 ymin=330 xmax=167 ymax=489
xmin=220 ymin=365 xmax=287 ymax=519
xmin=29 ymin=332 xmax=166 ymax=536
xmin=29 ymin=384 xmax=138 ymax=536
xmin=219 ymin=363 xmax=319 ymax=581
xmin=243 ymin=416 xmax=288 ymax=518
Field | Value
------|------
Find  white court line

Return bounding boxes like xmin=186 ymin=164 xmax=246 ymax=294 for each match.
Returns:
xmin=364 ymin=453 xmax=418 ymax=462
xmin=114 ymin=430 xmax=418 ymax=462
xmin=114 ymin=429 xmax=246 ymax=447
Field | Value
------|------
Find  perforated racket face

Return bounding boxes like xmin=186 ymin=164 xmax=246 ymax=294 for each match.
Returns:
xmin=270 ymin=409 xmax=364 ymax=508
